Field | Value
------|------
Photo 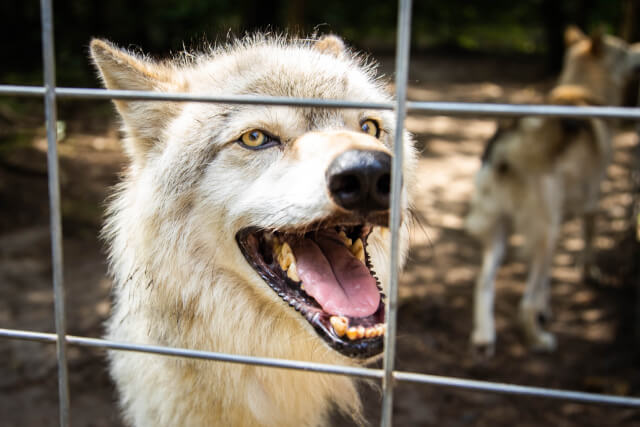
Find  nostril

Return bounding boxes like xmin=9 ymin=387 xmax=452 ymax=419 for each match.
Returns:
xmin=329 ymin=173 xmax=364 ymax=208
xmin=376 ymin=173 xmax=390 ymax=196
xmin=330 ymin=174 xmax=361 ymax=198
xmin=326 ymin=149 xmax=391 ymax=212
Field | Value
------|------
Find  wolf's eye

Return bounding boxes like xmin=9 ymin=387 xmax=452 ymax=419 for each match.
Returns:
xmin=360 ymin=119 xmax=380 ymax=138
xmin=238 ymin=130 xmax=278 ymax=149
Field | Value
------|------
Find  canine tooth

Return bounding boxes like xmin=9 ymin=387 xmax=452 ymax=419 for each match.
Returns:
xmin=338 ymin=230 xmax=352 ymax=247
xmin=346 ymin=327 xmax=359 ymax=340
xmin=287 ymin=260 xmax=300 ymax=282
xmin=356 ymin=326 xmax=365 ymax=339
xmin=278 ymin=242 xmax=294 ymax=271
xmin=330 ymin=316 xmax=348 ymax=337
xmin=350 ymin=238 xmax=365 ymax=262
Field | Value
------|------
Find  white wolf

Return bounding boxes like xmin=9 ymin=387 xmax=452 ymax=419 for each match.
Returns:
xmin=90 ymin=34 xmax=417 ymax=427
xmin=466 ymin=27 xmax=640 ymax=354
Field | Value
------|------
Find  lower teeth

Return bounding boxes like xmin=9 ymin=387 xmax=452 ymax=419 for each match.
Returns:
xmin=330 ymin=315 xmax=385 ymax=341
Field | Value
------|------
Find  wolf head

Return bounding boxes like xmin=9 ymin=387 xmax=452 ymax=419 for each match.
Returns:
xmin=559 ymin=25 xmax=640 ymax=106
xmin=91 ymin=34 xmax=416 ymax=365
xmin=465 ymin=26 xmax=637 ymax=243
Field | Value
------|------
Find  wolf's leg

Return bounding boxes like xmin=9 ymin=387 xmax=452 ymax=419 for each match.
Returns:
xmin=518 ymin=226 xmax=558 ymax=352
xmin=471 ymin=222 xmax=507 ymax=356
xmin=580 ymin=169 xmax=604 ymax=280
xmin=580 ymin=211 xmax=601 ymax=281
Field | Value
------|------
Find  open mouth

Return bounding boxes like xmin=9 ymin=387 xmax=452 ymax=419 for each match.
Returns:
xmin=236 ymin=221 xmax=386 ymax=359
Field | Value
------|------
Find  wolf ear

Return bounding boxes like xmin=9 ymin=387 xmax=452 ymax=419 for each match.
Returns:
xmin=628 ymin=43 xmax=640 ymax=73
xmin=564 ymin=25 xmax=586 ymax=47
xmin=589 ymin=28 xmax=605 ymax=56
xmin=313 ymin=35 xmax=346 ymax=58
xmin=90 ymin=39 xmax=185 ymax=165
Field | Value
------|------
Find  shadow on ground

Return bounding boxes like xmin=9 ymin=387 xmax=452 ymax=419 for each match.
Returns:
xmin=1 ymin=56 xmax=639 ymax=426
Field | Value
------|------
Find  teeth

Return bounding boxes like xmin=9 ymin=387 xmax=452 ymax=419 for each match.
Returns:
xmin=374 ymin=325 xmax=384 ymax=336
xmin=338 ymin=230 xmax=352 ymax=247
xmin=287 ymin=260 xmax=300 ymax=282
xmin=342 ymin=323 xmax=387 ymax=340
xmin=330 ymin=316 xmax=348 ymax=337
xmin=278 ymin=242 xmax=294 ymax=271
xmin=277 ymin=241 xmax=301 ymax=283
xmin=346 ymin=327 xmax=359 ymax=340
xmin=350 ymin=238 xmax=365 ymax=263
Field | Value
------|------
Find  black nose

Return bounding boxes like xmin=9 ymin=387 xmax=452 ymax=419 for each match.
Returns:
xmin=326 ymin=149 xmax=391 ymax=212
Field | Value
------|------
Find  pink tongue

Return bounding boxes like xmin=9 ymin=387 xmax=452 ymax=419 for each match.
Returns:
xmin=291 ymin=234 xmax=380 ymax=317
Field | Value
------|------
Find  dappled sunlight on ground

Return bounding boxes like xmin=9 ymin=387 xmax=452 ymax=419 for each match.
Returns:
xmin=0 ymin=57 xmax=638 ymax=426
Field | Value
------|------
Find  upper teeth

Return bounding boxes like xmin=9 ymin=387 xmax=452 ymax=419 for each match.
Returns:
xmin=338 ymin=230 xmax=352 ymax=247
xmin=338 ymin=232 xmax=364 ymax=263
xmin=287 ymin=260 xmax=300 ymax=282
xmin=276 ymin=241 xmax=301 ymax=283
xmin=271 ymin=233 xmax=367 ymax=284
xmin=350 ymin=238 xmax=365 ymax=262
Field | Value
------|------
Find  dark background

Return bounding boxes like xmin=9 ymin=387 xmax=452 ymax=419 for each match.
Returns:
xmin=1 ymin=0 xmax=639 ymax=87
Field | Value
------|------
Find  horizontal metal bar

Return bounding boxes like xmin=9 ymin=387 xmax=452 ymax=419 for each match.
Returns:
xmin=394 ymin=371 xmax=640 ymax=407
xmin=2 ymin=327 xmax=640 ymax=408
xmin=0 ymin=328 xmax=382 ymax=379
xmin=2 ymin=84 xmax=640 ymax=119
xmin=0 ymin=85 xmax=390 ymax=110
xmin=408 ymin=100 xmax=640 ymax=119
xmin=0 ymin=85 xmax=46 ymax=96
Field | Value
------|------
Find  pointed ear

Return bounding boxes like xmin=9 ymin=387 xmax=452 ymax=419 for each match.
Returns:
xmin=629 ymin=43 xmax=640 ymax=73
xmin=589 ymin=28 xmax=605 ymax=56
xmin=90 ymin=39 xmax=186 ymax=165
xmin=565 ymin=25 xmax=586 ymax=47
xmin=313 ymin=35 xmax=346 ymax=58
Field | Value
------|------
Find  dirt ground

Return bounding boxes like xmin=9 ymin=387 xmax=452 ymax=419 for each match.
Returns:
xmin=1 ymin=54 xmax=639 ymax=426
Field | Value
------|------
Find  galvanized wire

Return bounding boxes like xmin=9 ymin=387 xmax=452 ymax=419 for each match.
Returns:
xmin=39 ymin=0 xmax=70 ymax=426
xmin=2 ymin=84 xmax=640 ymax=119
xmin=381 ymin=0 xmax=413 ymax=426
xmin=2 ymin=328 xmax=640 ymax=408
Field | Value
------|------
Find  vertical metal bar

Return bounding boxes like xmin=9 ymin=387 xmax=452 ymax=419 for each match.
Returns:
xmin=635 ymin=82 xmax=640 ymax=347
xmin=39 ymin=0 xmax=70 ymax=426
xmin=381 ymin=0 xmax=413 ymax=426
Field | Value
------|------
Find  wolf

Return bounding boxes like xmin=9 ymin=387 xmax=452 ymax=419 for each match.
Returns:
xmin=465 ymin=26 xmax=640 ymax=354
xmin=90 ymin=34 xmax=417 ymax=427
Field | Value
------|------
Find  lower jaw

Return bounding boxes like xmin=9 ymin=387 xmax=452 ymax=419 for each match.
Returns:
xmin=236 ymin=226 xmax=386 ymax=359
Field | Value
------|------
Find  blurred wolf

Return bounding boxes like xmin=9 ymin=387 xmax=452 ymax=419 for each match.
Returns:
xmin=466 ymin=26 xmax=640 ymax=354
xmin=90 ymin=34 xmax=417 ymax=427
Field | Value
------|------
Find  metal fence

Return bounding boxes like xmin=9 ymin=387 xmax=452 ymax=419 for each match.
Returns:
xmin=1 ymin=0 xmax=640 ymax=426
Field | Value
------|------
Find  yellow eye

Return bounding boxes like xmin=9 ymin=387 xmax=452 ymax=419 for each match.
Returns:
xmin=360 ymin=119 xmax=380 ymax=138
xmin=240 ymin=130 xmax=267 ymax=148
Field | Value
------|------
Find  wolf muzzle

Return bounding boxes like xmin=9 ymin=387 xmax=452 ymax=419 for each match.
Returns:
xmin=326 ymin=149 xmax=391 ymax=213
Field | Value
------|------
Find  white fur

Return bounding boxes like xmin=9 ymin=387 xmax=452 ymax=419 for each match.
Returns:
xmin=466 ymin=28 xmax=637 ymax=353
xmin=91 ymin=35 xmax=417 ymax=426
